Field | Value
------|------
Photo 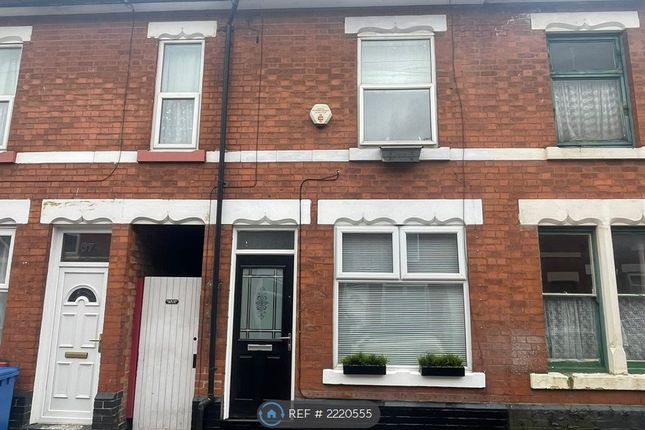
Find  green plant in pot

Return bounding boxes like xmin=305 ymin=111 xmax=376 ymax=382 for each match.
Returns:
xmin=341 ymin=352 xmax=388 ymax=375
xmin=417 ymin=353 xmax=465 ymax=377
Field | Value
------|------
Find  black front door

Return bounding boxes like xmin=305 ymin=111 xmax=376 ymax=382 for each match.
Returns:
xmin=229 ymin=255 xmax=294 ymax=418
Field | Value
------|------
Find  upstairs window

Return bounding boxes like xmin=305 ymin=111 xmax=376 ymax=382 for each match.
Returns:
xmin=548 ymin=34 xmax=632 ymax=146
xmin=359 ymin=37 xmax=437 ymax=146
xmin=0 ymin=47 xmax=21 ymax=150
xmin=151 ymin=41 xmax=204 ymax=149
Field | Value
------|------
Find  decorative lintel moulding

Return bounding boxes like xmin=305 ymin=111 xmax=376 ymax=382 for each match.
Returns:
xmin=530 ymin=11 xmax=640 ymax=32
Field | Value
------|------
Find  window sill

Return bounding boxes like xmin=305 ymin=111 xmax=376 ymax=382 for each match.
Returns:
xmin=530 ymin=372 xmax=645 ymax=391
xmin=349 ymin=147 xmax=450 ymax=162
xmin=0 ymin=151 xmax=16 ymax=163
xmin=545 ymin=146 xmax=645 ymax=160
xmin=322 ymin=368 xmax=485 ymax=388
xmin=137 ymin=150 xmax=206 ymax=163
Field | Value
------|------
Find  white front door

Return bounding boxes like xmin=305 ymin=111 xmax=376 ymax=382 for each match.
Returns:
xmin=32 ymin=230 xmax=111 ymax=425
xmin=133 ymin=277 xmax=201 ymax=430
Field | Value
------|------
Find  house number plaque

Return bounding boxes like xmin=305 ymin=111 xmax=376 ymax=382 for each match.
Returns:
xmin=165 ymin=299 xmax=179 ymax=304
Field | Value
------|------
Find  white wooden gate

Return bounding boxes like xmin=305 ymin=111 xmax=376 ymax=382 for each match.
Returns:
xmin=133 ymin=277 xmax=201 ymax=430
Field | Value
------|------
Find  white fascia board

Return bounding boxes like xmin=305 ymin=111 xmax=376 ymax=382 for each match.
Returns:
xmin=318 ymin=199 xmax=483 ymax=226
xmin=40 ymin=199 xmax=311 ymax=225
xmin=345 ymin=15 xmax=447 ymax=34
xmin=518 ymin=199 xmax=645 ymax=226
xmin=0 ymin=200 xmax=30 ymax=224
xmin=147 ymin=21 xmax=217 ymax=40
xmin=0 ymin=26 xmax=32 ymax=43
xmin=531 ymin=11 xmax=640 ymax=32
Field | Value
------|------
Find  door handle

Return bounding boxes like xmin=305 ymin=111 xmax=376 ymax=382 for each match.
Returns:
xmin=89 ymin=334 xmax=102 ymax=353
xmin=277 ymin=333 xmax=291 ymax=352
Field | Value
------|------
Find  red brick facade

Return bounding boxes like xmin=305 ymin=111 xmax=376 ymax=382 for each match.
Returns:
xmin=1 ymin=1 xmax=645 ymax=428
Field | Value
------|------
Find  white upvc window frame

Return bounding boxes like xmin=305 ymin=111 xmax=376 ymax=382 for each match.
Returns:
xmin=400 ymin=226 xmax=466 ymax=280
xmin=0 ymin=227 xmax=16 ymax=291
xmin=329 ymin=224 xmax=478 ymax=386
xmin=335 ymin=225 xmax=399 ymax=280
xmin=357 ymin=33 xmax=438 ymax=147
xmin=0 ymin=44 xmax=22 ymax=151
xmin=150 ymin=39 xmax=205 ymax=150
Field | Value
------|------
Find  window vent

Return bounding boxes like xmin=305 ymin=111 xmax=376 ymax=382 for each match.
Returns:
xmin=380 ymin=146 xmax=422 ymax=163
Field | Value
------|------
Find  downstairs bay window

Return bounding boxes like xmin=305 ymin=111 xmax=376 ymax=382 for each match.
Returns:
xmin=335 ymin=226 xmax=469 ymax=368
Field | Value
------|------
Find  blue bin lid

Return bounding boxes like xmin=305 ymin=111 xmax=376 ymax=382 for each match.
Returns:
xmin=0 ymin=366 xmax=19 ymax=379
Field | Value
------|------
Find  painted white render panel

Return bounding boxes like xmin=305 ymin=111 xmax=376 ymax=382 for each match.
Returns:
xmin=345 ymin=15 xmax=447 ymax=34
xmin=40 ymin=199 xmax=311 ymax=225
xmin=318 ymin=199 xmax=483 ymax=225
xmin=518 ymin=199 xmax=645 ymax=226
xmin=0 ymin=26 xmax=32 ymax=43
xmin=14 ymin=147 xmax=645 ymax=164
xmin=0 ymin=199 xmax=30 ymax=224
xmin=530 ymin=11 xmax=640 ymax=32
xmin=147 ymin=21 xmax=217 ymax=39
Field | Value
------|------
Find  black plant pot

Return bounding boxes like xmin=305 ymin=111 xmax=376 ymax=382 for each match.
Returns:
xmin=342 ymin=364 xmax=387 ymax=375
xmin=420 ymin=366 xmax=465 ymax=377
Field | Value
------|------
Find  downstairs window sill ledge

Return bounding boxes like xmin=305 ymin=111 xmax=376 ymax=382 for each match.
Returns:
xmin=530 ymin=372 xmax=645 ymax=390
xmin=545 ymin=146 xmax=645 ymax=160
xmin=322 ymin=368 xmax=485 ymax=388
xmin=137 ymin=149 xmax=206 ymax=163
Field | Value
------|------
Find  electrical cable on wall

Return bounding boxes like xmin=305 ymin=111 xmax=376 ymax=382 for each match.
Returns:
xmin=296 ymin=170 xmax=341 ymax=397
xmin=6 ymin=1 xmax=135 ymax=184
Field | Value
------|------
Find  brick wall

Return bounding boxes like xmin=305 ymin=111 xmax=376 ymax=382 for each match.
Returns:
xmin=1 ymin=0 xmax=645 ymax=418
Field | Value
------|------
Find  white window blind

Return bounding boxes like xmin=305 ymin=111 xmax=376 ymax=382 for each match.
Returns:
xmin=338 ymin=283 xmax=466 ymax=365
xmin=342 ymin=232 xmax=393 ymax=273
xmin=406 ymin=233 xmax=459 ymax=273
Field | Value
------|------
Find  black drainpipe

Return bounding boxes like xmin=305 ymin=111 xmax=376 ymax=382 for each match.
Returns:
xmin=199 ymin=1 xmax=240 ymax=428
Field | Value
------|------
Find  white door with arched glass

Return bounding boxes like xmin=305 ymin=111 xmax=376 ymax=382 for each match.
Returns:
xmin=33 ymin=231 xmax=111 ymax=425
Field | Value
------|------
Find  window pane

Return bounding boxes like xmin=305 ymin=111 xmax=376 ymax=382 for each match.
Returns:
xmin=237 ymin=231 xmax=294 ymax=250
xmin=539 ymin=233 xmax=594 ymax=294
xmin=364 ymin=89 xmax=431 ymax=142
xmin=0 ymin=291 xmax=6 ymax=341
xmin=342 ymin=233 xmax=393 ymax=273
xmin=611 ymin=230 xmax=645 ymax=361
xmin=338 ymin=283 xmax=465 ymax=365
xmin=61 ymin=233 xmax=111 ymax=262
xmin=159 ymin=99 xmax=195 ymax=145
xmin=161 ymin=43 xmax=201 ymax=93
xmin=539 ymin=232 xmax=601 ymax=362
xmin=553 ymin=79 xmax=625 ymax=142
xmin=239 ymin=267 xmax=283 ymax=340
xmin=618 ymin=296 xmax=645 ymax=361
xmin=406 ymin=233 xmax=459 ymax=273
xmin=0 ymin=101 xmax=8 ymax=145
xmin=361 ymin=40 xmax=431 ymax=85
xmin=544 ymin=296 xmax=600 ymax=361
xmin=0 ymin=48 xmax=21 ymax=96
xmin=0 ymin=236 xmax=11 ymax=284
xmin=549 ymin=40 xmax=617 ymax=73
xmin=612 ymin=231 xmax=645 ymax=295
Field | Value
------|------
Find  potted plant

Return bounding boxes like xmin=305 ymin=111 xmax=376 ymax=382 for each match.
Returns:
xmin=341 ymin=352 xmax=388 ymax=375
xmin=417 ymin=353 xmax=465 ymax=377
